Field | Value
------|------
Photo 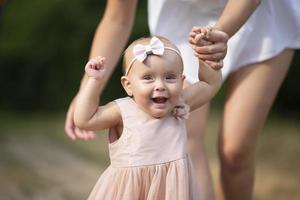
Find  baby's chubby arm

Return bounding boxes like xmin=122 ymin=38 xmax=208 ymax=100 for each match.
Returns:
xmin=183 ymin=30 xmax=222 ymax=111
xmin=73 ymin=56 xmax=121 ymax=131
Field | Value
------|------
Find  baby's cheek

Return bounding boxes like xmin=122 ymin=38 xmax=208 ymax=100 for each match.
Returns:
xmin=170 ymin=92 xmax=182 ymax=105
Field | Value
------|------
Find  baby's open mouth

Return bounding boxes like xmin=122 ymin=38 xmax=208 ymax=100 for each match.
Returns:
xmin=152 ymin=97 xmax=168 ymax=104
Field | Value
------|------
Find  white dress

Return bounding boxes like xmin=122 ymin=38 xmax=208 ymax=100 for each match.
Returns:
xmin=148 ymin=0 xmax=300 ymax=82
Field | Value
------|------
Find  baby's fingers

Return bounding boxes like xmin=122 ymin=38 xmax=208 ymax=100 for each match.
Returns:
xmin=189 ymin=34 xmax=210 ymax=46
xmin=85 ymin=67 xmax=106 ymax=80
xmin=86 ymin=60 xmax=97 ymax=70
xmin=189 ymin=31 xmax=197 ymax=38
xmin=192 ymin=26 xmax=212 ymax=36
xmin=188 ymin=35 xmax=196 ymax=45
xmin=86 ymin=56 xmax=106 ymax=70
xmin=188 ymin=31 xmax=198 ymax=45
xmin=95 ymin=56 xmax=106 ymax=67
xmin=195 ymin=34 xmax=213 ymax=45
xmin=92 ymin=56 xmax=106 ymax=70
xmin=202 ymin=26 xmax=213 ymax=39
xmin=191 ymin=26 xmax=203 ymax=34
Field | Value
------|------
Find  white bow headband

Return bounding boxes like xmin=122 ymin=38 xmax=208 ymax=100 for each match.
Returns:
xmin=125 ymin=37 xmax=182 ymax=76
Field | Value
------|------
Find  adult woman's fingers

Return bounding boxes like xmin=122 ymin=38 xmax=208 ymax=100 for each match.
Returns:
xmin=193 ymin=42 xmax=227 ymax=55
xmin=195 ymin=51 xmax=226 ymax=61
xmin=206 ymin=29 xmax=229 ymax=43
xmin=65 ymin=100 xmax=77 ymax=140
xmin=204 ymin=60 xmax=223 ymax=70
xmin=64 ymin=97 xmax=96 ymax=141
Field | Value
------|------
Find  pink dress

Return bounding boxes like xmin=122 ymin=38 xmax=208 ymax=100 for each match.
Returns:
xmin=87 ymin=97 xmax=200 ymax=200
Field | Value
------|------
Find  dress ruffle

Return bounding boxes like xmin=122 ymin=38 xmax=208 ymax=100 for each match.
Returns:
xmin=88 ymin=158 xmax=200 ymax=200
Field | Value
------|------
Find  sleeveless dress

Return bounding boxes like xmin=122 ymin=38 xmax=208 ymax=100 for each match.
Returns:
xmin=87 ymin=97 xmax=200 ymax=200
xmin=148 ymin=0 xmax=300 ymax=82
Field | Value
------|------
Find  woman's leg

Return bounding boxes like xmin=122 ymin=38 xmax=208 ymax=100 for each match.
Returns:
xmin=184 ymin=82 xmax=215 ymax=200
xmin=217 ymin=49 xmax=294 ymax=200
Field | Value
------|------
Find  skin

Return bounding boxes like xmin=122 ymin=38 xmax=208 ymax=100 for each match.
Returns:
xmin=216 ymin=49 xmax=294 ymax=200
xmin=121 ymin=51 xmax=185 ymax=119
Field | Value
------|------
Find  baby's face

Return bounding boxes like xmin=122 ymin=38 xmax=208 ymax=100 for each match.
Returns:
xmin=123 ymin=50 xmax=184 ymax=118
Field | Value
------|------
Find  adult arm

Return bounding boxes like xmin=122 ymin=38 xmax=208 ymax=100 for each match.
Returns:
xmin=189 ymin=0 xmax=261 ymax=66
xmin=215 ymin=0 xmax=261 ymax=37
xmin=65 ymin=0 xmax=138 ymax=140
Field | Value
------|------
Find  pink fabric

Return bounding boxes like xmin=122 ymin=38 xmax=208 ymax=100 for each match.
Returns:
xmin=87 ymin=97 xmax=201 ymax=200
xmin=109 ymin=97 xmax=187 ymax=167
xmin=133 ymin=36 xmax=165 ymax=63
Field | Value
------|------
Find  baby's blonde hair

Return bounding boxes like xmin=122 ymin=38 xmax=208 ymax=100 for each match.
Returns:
xmin=122 ymin=36 xmax=182 ymax=75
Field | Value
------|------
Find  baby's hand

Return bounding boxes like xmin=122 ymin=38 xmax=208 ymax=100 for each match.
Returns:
xmin=85 ymin=56 xmax=106 ymax=80
xmin=189 ymin=26 xmax=227 ymax=70
xmin=189 ymin=26 xmax=213 ymax=50
xmin=190 ymin=26 xmax=212 ymax=39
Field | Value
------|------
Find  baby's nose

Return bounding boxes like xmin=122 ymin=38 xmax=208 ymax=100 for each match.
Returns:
xmin=154 ymin=80 xmax=166 ymax=91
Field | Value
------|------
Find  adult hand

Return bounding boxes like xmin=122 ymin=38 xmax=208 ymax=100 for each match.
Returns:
xmin=65 ymin=96 xmax=96 ymax=141
xmin=189 ymin=26 xmax=229 ymax=70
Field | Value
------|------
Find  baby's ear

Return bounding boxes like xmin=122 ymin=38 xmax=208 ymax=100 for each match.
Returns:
xmin=121 ymin=76 xmax=133 ymax=97
xmin=181 ymin=75 xmax=186 ymax=81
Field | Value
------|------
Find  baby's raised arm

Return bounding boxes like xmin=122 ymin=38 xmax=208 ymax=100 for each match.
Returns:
xmin=183 ymin=29 xmax=222 ymax=111
xmin=73 ymin=57 xmax=121 ymax=131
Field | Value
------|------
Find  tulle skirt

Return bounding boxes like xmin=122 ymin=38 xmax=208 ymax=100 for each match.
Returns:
xmin=87 ymin=158 xmax=200 ymax=200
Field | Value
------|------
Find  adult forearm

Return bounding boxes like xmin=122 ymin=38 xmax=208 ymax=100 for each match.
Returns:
xmin=215 ymin=0 xmax=261 ymax=38
xmin=80 ymin=0 xmax=137 ymax=91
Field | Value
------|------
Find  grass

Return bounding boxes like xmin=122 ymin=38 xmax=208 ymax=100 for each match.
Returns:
xmin=0 ymin=111 xmax=299 ymax=200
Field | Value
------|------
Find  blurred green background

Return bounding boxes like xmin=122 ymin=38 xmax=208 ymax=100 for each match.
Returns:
xmin=0 ymin=0 xmax=149 ymax=112
xmin=0 ymin=0 xmax=299 ymax=113
xmin=0 ymin=1 xmax=299 ymax=200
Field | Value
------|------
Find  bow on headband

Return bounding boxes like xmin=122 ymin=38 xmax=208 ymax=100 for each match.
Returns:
xmin=133 ymin=36 xmax=165 ymax=62
xmin=125 ymin=37 xmax=181 ymax=76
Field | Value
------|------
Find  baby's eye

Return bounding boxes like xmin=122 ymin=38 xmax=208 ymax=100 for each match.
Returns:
xmin=142 ymin=75 xmax=153 ymax=80
xmin=165 ymin=74 xmax=177 ymax=80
